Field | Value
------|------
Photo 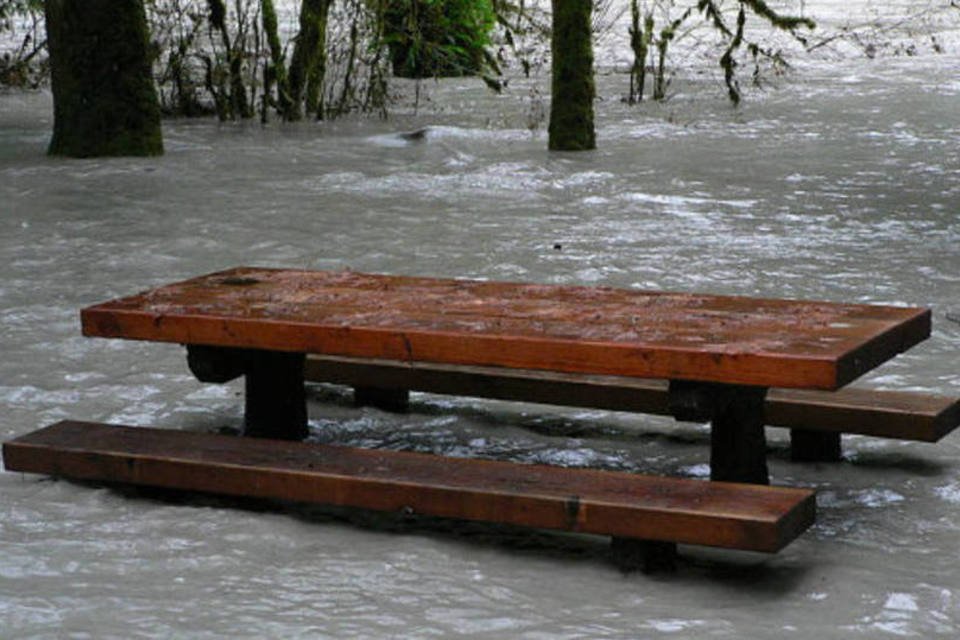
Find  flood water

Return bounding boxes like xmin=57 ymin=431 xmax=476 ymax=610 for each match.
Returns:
xmin=2 ymin=3 xmax=960 ymax=637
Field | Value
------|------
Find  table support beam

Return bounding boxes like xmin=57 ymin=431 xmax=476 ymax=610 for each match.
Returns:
xmin=669 ymin=381 xmax=770 ymax=485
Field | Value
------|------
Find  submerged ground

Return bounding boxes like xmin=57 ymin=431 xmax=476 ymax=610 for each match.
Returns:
xmin=2 ymin=2 xmax=960 ymax=637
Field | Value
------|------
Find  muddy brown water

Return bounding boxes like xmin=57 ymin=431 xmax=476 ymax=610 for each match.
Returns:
xmin=2 ymin=5 xmax=960 ymax=636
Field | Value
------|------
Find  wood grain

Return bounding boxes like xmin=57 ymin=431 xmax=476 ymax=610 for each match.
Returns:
xmin=3 ymin=421 xmax=816 ymax=552
xmin=303 ymin=355 xmax=960 ymax=442
xmin=81 ymin=267 xmax=930 ymax=389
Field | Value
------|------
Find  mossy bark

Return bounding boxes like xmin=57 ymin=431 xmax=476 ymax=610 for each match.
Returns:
xmin=261 ymin=0 xmax=292 ymax=119
xmin=285 ymin=0 xmax=333 ymax=121
xmin=548 ymin=0 xmax=595 ymax=151
xmin=208 ymin=0 xmax=251 ymax=119
xmin=45 ymin=0 xmax=163 ymax=157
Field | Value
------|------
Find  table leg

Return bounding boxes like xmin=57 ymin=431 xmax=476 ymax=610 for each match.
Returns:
xmin=669 ymin=381 xmax=770 ymax=485
xmin=244 ymin=350 xmax=308 ymax=440
xmin=186 ymin=346 xmax=308 ymax=441
xmin=610 ymin=537 xmax=677 ymax=573
xmin=790 ymin=429 xmax=842 ymax=462
xmin=353 ymin=386 xmax=410 ymax=412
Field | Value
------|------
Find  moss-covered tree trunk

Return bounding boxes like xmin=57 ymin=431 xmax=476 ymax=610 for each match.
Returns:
xmin=45 ymin=0 xmax=163 ymax=157
xmin=548 ymin=0 xmax=595 ymax=151
xmin=208 ymin=0 xmax=251 ymax=120
xmin=285 ymin=0 xmax=333 ymax=121
xmin=261 ymin=0 xmax=292 ymax=120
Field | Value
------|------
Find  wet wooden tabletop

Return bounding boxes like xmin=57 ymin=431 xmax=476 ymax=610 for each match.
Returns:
xmin=81 ymin=267 xmax=931 ymax=390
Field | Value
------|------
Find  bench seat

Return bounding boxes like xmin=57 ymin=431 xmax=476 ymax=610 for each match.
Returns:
xmin=3 ymin=420 xmax=815 ymax=554
xmin=304 ymin=355 xmax=960 ymax=442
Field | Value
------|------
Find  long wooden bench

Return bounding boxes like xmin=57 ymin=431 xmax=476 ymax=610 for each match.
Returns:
xmin=302 ymin=355 xmax=960 ymax=460
xmin=3 ymin=421 xmax=817 ymax=570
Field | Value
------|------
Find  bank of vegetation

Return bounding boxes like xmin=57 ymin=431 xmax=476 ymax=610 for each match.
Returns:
xmin=3 ymin=1 xmax=957 ymax=119
xmin=5 ymin=1 xmax=958 ymax=158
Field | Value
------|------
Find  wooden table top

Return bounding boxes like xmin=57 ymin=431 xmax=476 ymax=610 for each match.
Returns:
xmin=81 ymin=267 xmax=931 ymax=390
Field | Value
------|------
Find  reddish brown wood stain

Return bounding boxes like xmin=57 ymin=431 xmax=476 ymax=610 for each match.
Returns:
xmin=303 ymin=355 xmax=960 ymax=442
xmin=81 ymin=267 xmax=930 ymax=389
xmin=3 ymin=421 xmax=816 ymax=552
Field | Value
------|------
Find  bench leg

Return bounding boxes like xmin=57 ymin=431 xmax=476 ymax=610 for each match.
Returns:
xmin=790 ymin=429 xmax=842 ymax=462
xmin=669 ymin=381 xmax=769 ymax=485
xmin=244 ymin=350 xmax=308 ymax=440
xmin=610 ymin=537 xmax=677 ymax=573
xmin=353 ymin=386 xmax=410 ymax=413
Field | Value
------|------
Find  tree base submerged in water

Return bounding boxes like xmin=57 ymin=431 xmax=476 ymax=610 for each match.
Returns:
xmin=44 ymin=0 xmax=163 ymax=157
xmin=548 ymin=0 xmax=596 ymax=151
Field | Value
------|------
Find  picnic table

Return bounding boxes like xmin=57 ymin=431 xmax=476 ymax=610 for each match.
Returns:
xmin=2 ymin=266 xmax=932 ymax=568
xmin=79 ymin=266 xmax=931 ymax=485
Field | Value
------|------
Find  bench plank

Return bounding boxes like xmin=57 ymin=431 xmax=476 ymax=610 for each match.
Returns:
xmin=303 ymin=355 xmax=960 ymax=442
xmin=3 ymin=421 xmax=815 ymax=553
xmin=80 ymin=267 xmax=930 ymax=390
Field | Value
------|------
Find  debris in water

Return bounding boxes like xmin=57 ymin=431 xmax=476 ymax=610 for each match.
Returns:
xmin=398 ymin=127 xmax=429 ymax=142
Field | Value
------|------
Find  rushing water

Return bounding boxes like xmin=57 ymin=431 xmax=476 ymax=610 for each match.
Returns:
xmin=3 ymin=3 xmax=960 ymax=637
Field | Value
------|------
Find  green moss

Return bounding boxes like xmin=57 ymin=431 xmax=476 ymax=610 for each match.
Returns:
xmin=45 ymin=0 xmax=163 ymax=157
xmin=696 ymin=0 xmax=815 ymax=106
xmin=548 ymin=0 xmax=595 ymax=151
xmin=286 ymin=0 xmax=333 ymax=121
xmin=384 ymin=0 xmax=495 ymax=79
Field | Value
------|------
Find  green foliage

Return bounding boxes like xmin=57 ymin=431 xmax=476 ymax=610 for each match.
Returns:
xmin=383 ymin=0 xmax=496 ymax=78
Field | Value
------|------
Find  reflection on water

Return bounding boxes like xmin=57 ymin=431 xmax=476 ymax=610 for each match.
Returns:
xmin=2 ymin=9 xmax=960 ymax=637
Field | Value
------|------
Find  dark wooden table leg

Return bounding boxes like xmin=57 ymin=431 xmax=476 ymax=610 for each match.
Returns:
xmin=669 ymin=381 xmax=770 ymax=485
xmin=710 ymin=386 xmax=769 ymax=484
xmin=186 ymin=346 xmax=308 ymax=441
xmin=610 ymin=537 xmax=677 ymax=573
xmin=790 ymin=429 xmax=842 ymax=462
xmin=244 ymin=350 xmax=307 ymax=440
xmin=353 ymin=386 xmax=410 ymax=413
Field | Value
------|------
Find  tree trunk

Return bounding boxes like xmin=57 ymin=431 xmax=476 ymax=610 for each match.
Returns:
xmin=285 ymin=0 xmax=332 ymax=121
xmin=207 ymin=0 xmax=252 ymax=120
xmin=45 ymin=0 xmax=163 ymax=157
xmin=548 ymin=0 xmax=595 ymax=151
xmin=261 ymin=0 xmax=292 ymax=119
xmin=304 ymin=12 xmax=330 ymax=119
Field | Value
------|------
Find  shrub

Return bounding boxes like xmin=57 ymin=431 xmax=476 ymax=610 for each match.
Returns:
xmin=383 ymin=0 xmax=495 ymax=78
